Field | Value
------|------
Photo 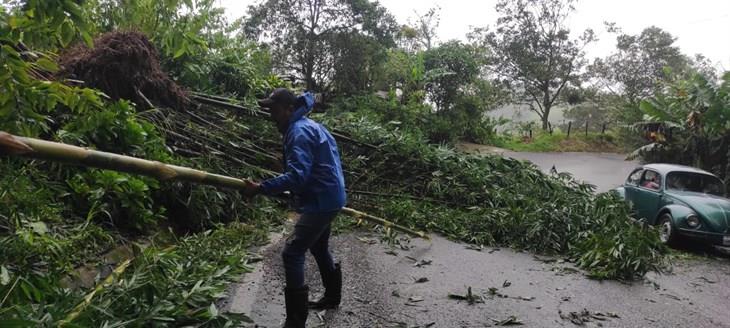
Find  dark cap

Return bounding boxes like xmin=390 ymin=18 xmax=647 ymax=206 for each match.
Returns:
xmin=257 ymin=88 xmax=297 ymax=108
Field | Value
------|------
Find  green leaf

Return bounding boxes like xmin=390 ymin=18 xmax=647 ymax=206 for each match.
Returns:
xmin=36 ymin=58 xmax=59 ymax=73
xmin=209 ymin=303 xmax=218 ymax=317
xmin=639 ymin=100 xmax=672 ymax=122
xmin=60 ymin=21 xmax=74 ymax=47
xmin=28 ymin=221 xmax=48 ymax=235
xmin=81 ymin=31 xmax=93 ymax=48
xmin=173 ymin=46 xmax=186 ymax=59
xmin=0 ymin=265 xmax=10 ymax=286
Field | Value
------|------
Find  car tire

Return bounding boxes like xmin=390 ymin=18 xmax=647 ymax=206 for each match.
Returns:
xmin=658 ymin=214 xmax=681 ymax=247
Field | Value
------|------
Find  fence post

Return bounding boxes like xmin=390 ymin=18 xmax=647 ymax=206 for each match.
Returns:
xmin=601 ymin=123 xmax=606 ymax=134
xmin=529 ymin=129 xmax=532 ymax=139
xmin=585 ymin=120 xmax=589 ymax=137
xmin=567 ymin=121 xmax=572 ymax=138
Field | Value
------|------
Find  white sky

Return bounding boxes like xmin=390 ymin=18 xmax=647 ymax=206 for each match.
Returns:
xmin=217 ymin=0 xmax=730 ymax=71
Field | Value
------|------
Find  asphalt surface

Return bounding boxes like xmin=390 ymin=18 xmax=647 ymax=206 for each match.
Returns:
xmin=222 ymin=147 xmax=730 ymax=327
xmin=225 ymin=231 xmax=730 ymax=327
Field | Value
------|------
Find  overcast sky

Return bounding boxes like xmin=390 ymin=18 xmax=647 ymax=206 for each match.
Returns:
xmin=217 ymin=0 xmax=730 ymax=71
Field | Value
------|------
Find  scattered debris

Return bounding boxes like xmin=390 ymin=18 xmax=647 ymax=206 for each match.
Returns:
xmin=315 ymin=310 xmax=326 ymax=322
xmin=559 ymin=309 xmax=619 ymax=326
xmin=491 ymin=315 xmax=524 ymax=326
xmin=502 ymin=280 xmax=512 ymax=288
xmin=660 ymin=293 xmax=682 ymax=301
xmin=487 ymin=287 xmax=508 ymax=299
xmin=697 ymin=276 xmax=717 ymax=284
xmin=357 ymin=237 xmax=378 ymax=245
xmin=405 ymin=256 xmax=433 ymax=267
xmin=553 ymin=266 xmax=580 ymax=275
xmin=466 ymin=244 xmax=484 ymax=251
xmin=405 ymin=295 xmax=424 ymax=306
xmin=354 ymin=296 xmax=373 ymax=304
xmin=488 ymin=248 xmax=501 ymax=254
xmin=385 ymin=250 xmax=399 ymax=256
xmin=391 ymin=290 xmax=401 ymax=298
xmin=408 ymin=296 xmax=424 ymax=303
xmin=533 ymin=255 xmax=559 ymax=263
xmin=518 ymin=296 xmax=535 ymax=301
xmin=448 ymin=286 xmax=483 ymax=305
xmin=414 ymin=277 xmax=429 ymax=283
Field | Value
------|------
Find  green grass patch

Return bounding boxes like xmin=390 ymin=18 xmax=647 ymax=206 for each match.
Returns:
xmin=497 ymin=130 xmax=624 ymax=153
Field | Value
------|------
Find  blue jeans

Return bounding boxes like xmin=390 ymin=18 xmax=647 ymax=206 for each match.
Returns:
xmin=282 ymin=210 xmax=339 ymax=289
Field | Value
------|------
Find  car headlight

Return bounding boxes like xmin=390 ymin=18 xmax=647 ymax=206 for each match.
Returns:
xmin=686 ymin=214 xmax=700 ymax=228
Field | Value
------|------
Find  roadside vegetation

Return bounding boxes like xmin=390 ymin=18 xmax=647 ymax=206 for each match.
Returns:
xmin=496 ymin=130 xmax=624 ymax=153
xmin=0 ymin=0 xmax=725 ymax=326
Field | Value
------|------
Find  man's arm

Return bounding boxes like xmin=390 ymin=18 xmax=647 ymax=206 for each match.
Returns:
xmin=255 ymin=132 xmax=314 ymax=196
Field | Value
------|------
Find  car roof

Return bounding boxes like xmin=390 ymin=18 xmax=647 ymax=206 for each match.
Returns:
xmin=641 ymin=163 xmax=716 ymax=176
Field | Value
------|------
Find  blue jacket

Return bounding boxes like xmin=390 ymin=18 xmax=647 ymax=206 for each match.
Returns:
xmin=260 ymin=92 xmax=346 ymax=213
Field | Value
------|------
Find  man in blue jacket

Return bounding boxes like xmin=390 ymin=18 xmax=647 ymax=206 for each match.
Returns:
xmin=243 ymin=88 xmax=346 ymax=328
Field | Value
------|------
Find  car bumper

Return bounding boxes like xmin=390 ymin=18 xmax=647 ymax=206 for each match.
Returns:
xmin=678 ymin=228 xmax=730 ymax=246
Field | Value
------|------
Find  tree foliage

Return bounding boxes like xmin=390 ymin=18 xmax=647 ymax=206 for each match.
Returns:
xmin=589 ymin=26 xmax=719 ymax=124
xmin=635 ymin=72 xmax=730 ymax=178
xmin=243 ymin=0 xmax=398 ymax=92
xmin=481 ymin=0 xmax=595 ymax=130
xmin=423 ymin=40 xmax=483 ymax=112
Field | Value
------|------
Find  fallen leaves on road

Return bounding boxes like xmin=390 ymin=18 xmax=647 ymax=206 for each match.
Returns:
xmin=405 ymin=256 xmax=433 ymax=267
xmin=559 ymin=309 xmax=620 ymax=326
xmin=448 ymin=286 xmax=483 ymax=305
xmin=405 ymin=295 xmax=424 ymax=306
xmin=491 ymin=315 xmax=524 ymax=326
xmin=357 ymin=237 xmax=378 ymax=245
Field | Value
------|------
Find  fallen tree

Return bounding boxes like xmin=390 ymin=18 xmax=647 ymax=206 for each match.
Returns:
xmin=1 ymin=132 xmax=430 ymax=240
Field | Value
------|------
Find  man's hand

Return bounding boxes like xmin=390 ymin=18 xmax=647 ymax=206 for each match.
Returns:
xmin=241 ymin=179 xmax=261 ymax=198
xmin=0 ymin=132 xmax=33 ymax=155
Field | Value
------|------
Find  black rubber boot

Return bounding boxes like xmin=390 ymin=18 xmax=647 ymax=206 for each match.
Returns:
xmin=309 ymin=263 xmax=342 ymax=310
xmin=283 ymin=286 xmax=309 ymax=328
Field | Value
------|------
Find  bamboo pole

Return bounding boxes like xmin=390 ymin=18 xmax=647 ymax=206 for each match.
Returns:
xmin=0 ymin=133 xmax=429 ymax=240
xmin=190 ymin=95 xmax=379 ymax=150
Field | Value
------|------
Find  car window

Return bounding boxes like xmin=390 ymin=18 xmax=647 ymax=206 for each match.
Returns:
xmin=640 ymin=170 xmax=662 ymax=191
xmin=666 ymin=172 xmax=725 ymax=196
xmin=626 ymin=169 xmax=643 ymax=186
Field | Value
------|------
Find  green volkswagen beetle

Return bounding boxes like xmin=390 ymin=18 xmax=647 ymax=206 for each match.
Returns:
xmin=614 ymin=164 xmax=730 ymax=247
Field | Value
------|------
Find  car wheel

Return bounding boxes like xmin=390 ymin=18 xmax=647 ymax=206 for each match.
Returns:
xmin=658 ymin=214 xmax=681 ymax=247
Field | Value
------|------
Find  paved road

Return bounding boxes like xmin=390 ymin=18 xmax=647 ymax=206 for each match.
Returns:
xmin=224 ymin=231 xmax=730 ymax=327
xmin=457 ymin=143 xmax=639 ymax=193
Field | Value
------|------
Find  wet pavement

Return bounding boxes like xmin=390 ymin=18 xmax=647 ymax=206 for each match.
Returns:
xmin=225 ymin=231 xmax=730 ymax=327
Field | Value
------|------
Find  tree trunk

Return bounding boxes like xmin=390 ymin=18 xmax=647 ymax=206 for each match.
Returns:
xmin=541 ymin=112 xmax=550 ymax=130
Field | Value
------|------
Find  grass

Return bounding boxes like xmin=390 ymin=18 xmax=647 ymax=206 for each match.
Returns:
xmin=496 ymin=130 xmax=625 ymax=153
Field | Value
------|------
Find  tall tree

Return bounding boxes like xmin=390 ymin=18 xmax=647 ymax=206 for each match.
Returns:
xmin=589 ymin=26 xmax=717 ymax=123
xmin=243 ymin=0 xmax=397 ymax=92
xmin=423 ymin=40 xmax=483 ymax=112
xmin=589 ymin=26 xmax=687 ymax=106
xmin=481 ymin=0 xmax=595 ymax=130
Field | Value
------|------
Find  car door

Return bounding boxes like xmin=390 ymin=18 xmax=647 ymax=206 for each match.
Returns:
xmin=634 ymin=169 xmax=664 ymax=223
xmin=624 ymin=168 xmax=644 ymax=215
